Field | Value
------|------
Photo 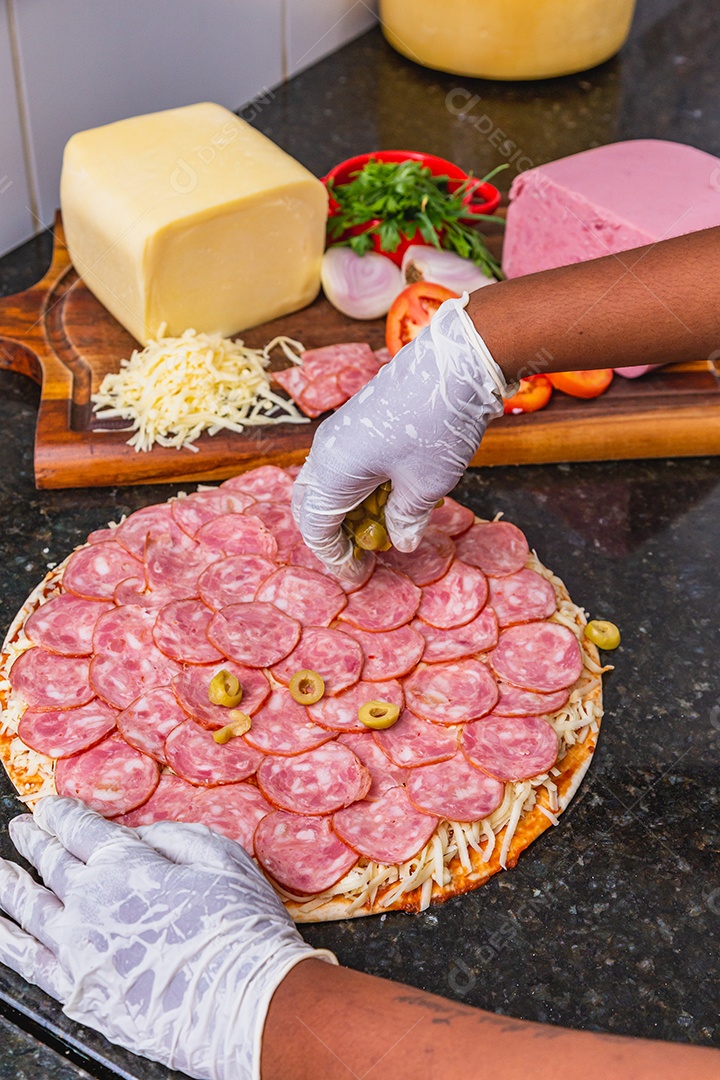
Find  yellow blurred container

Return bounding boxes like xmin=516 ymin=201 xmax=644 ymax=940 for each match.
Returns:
xmin=379 ymin=0 xmax=636 ymax=80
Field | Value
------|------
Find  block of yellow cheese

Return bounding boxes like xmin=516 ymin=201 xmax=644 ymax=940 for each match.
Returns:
xmin=60 ymin=102 xmax=328 ymax=343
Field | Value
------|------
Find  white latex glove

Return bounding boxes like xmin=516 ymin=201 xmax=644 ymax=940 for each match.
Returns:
xmin=0 ymin=796 xmax=335 ymax=1080
xmin=292 ymin=295 xmax=511 ymax=580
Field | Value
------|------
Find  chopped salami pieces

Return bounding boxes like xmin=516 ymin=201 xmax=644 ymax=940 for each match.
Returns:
xmin=152 ymin=600 xmax=224 ymax=664
xmin=372 ymin=709 xmax=458 ymax=767
xmin=257 ymin=742 xmax=370 ymax=815
xmin=187 ymin=784 xmax=272 ymax=855
xmin=24 ymin=595 xmax=114 ymax=656
xmin=198 ymin=554 xmax=277 ymax=610
xmin=490 ymin=622 xmax=583 ymax=693
xmin=10 ymin=649 xmax=93 ymax=710
xmin=407 ymin=754 xmax=505 ymax=821
xmin=18 ymin=700 xmax=117 ymax=758
xmin=255 ymin=565 xmax=347 ymax=626
xmin=255 ymin=811 xmax=359 ymax=894
xmin=165 ymin=719 xmax=263 ymax=786
xmin=308 ymin=679 xmax=404 ymax=733
xmin=92 ymin=605 xmax=156 ymax=658
xmin=114 ymin=504 xmax=190 ymax=559
xmin=271 ymin=628 xmax=363 ymax=696
xmin=462 ymin=714 xmax=559 ymax=781
xmin=488 ymin=568 xmax=556 ymax=627
xmin=455 ymin=520 xmax=530 ymax=577
xmin=494 ymin=682 xmax=570 ymax=718
xmin=222 ymin=465 xmax=295 ymax=503
xmin=378 ymin=528 xmax=455 ymax=587
xmin=333 ymin=786 xmax=438 ymax=865
xmin=416 ymin=561 xmax=488 ymax=630
xmin=63 ymin=542 xmax=143 ymax=601
xmin=244 ymin=689 xmax=334 ymax=756
xmin=429 ymin=496 xmax=475 ymax=538
xmin=413 ymin=606 xmax=498 ymax=664
xmin=116 ymin=687 xmax=186 ymax=763
xmin=118 ymin=773 xmax=197 ymax=828
xmin=290 ymin=542 xmax=375 ymax=593
xmin=342 ymin=624 xmax=425 ymax=681
xmin=339 ymin=568 xmax=421 ymax=633
xmin=170 ymin=489 xmax=255 ymax=537
xmin=144 ymin=534 xmax=215 ymax=598
xmin=207 ymin=602 xmax=301 ymax=668
xmin=245 ymin=502 xmax=302 ymax=561
xmin=338 ymin=733 xmax=408 ymax=799
xmin=172 ymin=662 xmax=270 ymax=730
xmin=404 ymin=658 xmax=498 ymax=726
xmin=195 ymin=514 xmax=278 ymax=561
xmin=89 ymin=648 xmax=181 ymax=711
xmin=55 ymin=733 xmax=159 ymax=816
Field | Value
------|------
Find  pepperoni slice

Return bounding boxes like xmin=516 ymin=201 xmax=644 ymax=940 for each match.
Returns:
xmin=24 ymin=595 xmax=114 ymax=656
xmin=308 ymin=679 xmax=404 ymax=733
xmin=117 ymin=773 xmax=198 ymax=828
xmin=55 ymin=734 xmax=160 ymax=816
xmin=63 ymin=542 xmax=143 ymax=601
xmin=257 ymin=742 xmax=370 ymax=814
xmin=198 ymin=554 xmax=277 ymax=610
xmin=332 ymin=787 xmax=437 ymax=864
xmin=254 ymin=811 xmax=359 ymax=894
xmin=195 ymin=514 xmax=278 ymax=560
xmin=116 ymin=687 xmax=187 ymax=763
xmin=10 ymin=649 xmax=94 ymax=710
xmin=407 ymin=754 xmax=505 ymax=821
xmin=171 ymin=489 xmax=256 ymax=537
xmin=207 ymin=602 xmax=301 ymax=667
xmin=222 ymin=465 xmax=295 ymax=503
xmin=429 ymin=497 xmax=475 ymax=538
xmin=378 ymin=528 xmax=455 ymax=587
xmin=89 ymin=648 xmax=181 ymax=710
xmin=144 ymin=534 xmax=216 ymax=597
xmin=187 ymin=784 xmax=272 ymax=855
xmin=114 ymin=504 xmax=190 ymax=559
xmin=455 ymin=521 xmax=530 ymax=577
xmin=494 ymin=682 xmax=570 ymax=718
xmin=417 ymin=561 xmax=488 ymax=630
xmin=412 ymin=607 xmax=498 ymax=664
xmin=341 ymin=624 xmax=425 ymax=681
xmin=244 ymin=689 xmax=334 ymax=756
xmin=245 ymin=502 xmax=302 ymax=560
xmin=490 ymin=622 xmax=583 ymax=693
xmin=403 ymin=659 xmax=498 ymax=725
xmin=488 ymin=569 xmax=556 ymax=627
xmin=152 ymin=600 xmax=224 ymax=664
xmin=165 ymin=720 xmax=263 ymax=786
xmin=255 ymin=565 xmax=347 ymax=626
xmin=290 ymin=542 xmax=375 ymax=593
xmin=270 ymin=627 xmax=363 ymax=696
xmin=462 ymin=714 xmax=559 ymax=781
xmin=338 ymin=733 xmax=408 ymax=799
xmin=372 ymin=709 xmax=458 ymax=767
xmin=18 ymin=700 xmax=117 ymax=758
xmin=339 ymin=568 xmax=421 ymax=632
xmin=172 ymin=661 xmax=270 ymax=730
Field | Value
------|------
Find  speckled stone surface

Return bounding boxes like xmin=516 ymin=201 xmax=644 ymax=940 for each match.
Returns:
xmin=0 ymin=2 xmax=719 ymax=1074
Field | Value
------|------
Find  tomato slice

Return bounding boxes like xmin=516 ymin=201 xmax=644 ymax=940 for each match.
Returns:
xmin=386 ymin=282 xmax=459 ymax=356
xmin=503 ymin=374 xmax=553 ymax=415
xmin=548 ymin=369 xmax=614 ymax=399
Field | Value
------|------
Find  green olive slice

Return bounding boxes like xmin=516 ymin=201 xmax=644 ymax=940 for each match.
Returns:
xmin=354 ymin=519 xmax=389 ymax=551
xmin=212 ymin=709 xmax=252 ymax=744
xmin=289 ymin=669 xmax=325 ymax=705
xmin=584 ymin=620 xmax=621 ymax=650
xmin=358 ymin=700 xmax=400 ymax=730
xmin=208 ymin=669 xmax=243 ymax=707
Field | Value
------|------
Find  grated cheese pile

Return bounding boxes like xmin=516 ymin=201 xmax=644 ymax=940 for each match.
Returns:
xmin=91 ymin=328 xmax=308 ymax=452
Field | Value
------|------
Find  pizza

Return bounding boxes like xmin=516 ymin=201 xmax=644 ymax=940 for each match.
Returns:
xmin=0 ymin=465 xmax=605 ymax=922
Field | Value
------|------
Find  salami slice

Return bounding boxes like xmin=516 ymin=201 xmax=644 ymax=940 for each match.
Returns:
xmin=245 ymin=502 xmax=302 ymax=560
xmin=462 ymin=714 xmax=559 ymax=781
xmin=222 ymin=465 xmax=295 ymax=503
xmin=273 ymin=365 xmax=311 ymax=410
xmin=187 ymin=783 xmax=272 ymax=855
xmin=116 ymin=686 xmax=187 ymax=763
xmin=18 ymin=700 xmax=117 ymax=758
xmin=144 ymin=534 xmax=216 ymax=598
xmin=341 ymin=624 xmax=425 ymax=681
xmin=113 ymin=578 xmax=178 ymax=611
xmin=412 ymin=606 xmax=498 ymax=664
xmin=338 ymin=732 xmax=408 ymax=799
xmin=337 ymin=360 xmax=380 ymax=399
xmin=308 ymin=679 xmax=404 ymax=733
xmin=207 ymin=602 xmax=301 ymax=668
xmin=254 ymin=811 xmax=359 ymax=894
xmin=494 ymin=682 xmax=570 ymax=717
xmin=63 ymin=542 xmax=143 ymax=601
xmin=55 ymin=733 xmax=160 ymax=816
xmin=488 ymin=568 xmax=556 ymax=627
xmin=290 ymin=542 xmax=375 ymax=593
xmin=257 ymin=742 xmax=370 ymax=814
xmin=255 ymin=566 xmax=347 ymax=626
xmin=300 ymin=342 xmax=375 ymax=380
xmin=372 ymin=709 xmax=458 ymax=767
xmin=198 ymin=554 xmax=277 ymax=610
xmin=152 ymin=599 xmax=224 ymax=664
xmin=455 ymin=521 xmax=530 ymax=577
xmin=332 ymin=786 xmax=437 ymax=865
xmin=89 ymin=648 xmax=181 ymax=710
xmin=490 ymin=622 xmax=583 ymax=693
xmin=10 ymin=649 xmax=94 ymax=710
xmin=339 ymin=568 xmax=421 ymax=632
xmin=244 ymin=689 xmax=334 ymax=756
xmin=114 ymin=504 xmax=190 ymax=559
xmin=165 ymin=720 xmax=263 ymax=786
xmin=378 ymin=528 xmax=455 ymax=587
xmin=87 ymin=528 xmax=115 ymax=545
xmin=429 ymin=496 xmax=475 ymax=538
xmin=407 ymin=753 xmax=505 ymax=821
xmin=172 ymin=661 xmax=270 ymax=729
xmin=417 ymin=561 xmax=488 ymax=630
xmin=403 ymin=658 xmax=498 ymax=725
xmin=117 ymin=773 xmax=197 ymax=828
xmin=171 ymin=489 xmax=256 ymax=537
xmin=298 ymin=372 xmax=347 ymax=415
xmin=195 ymin=514 xmax=278 ymax=560
xmin=24 ymin=595 xmax=114 ymax=656
xmin=270 ymin=627 xmax=363 ymax=696
xmin=92 ymin=605 xmax=156 ymax=657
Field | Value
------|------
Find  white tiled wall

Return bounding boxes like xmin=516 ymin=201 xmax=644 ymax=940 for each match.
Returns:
xmin=0 ymin=0 xmax=378 ymax=257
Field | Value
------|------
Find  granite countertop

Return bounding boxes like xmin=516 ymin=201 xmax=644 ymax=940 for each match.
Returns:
xmin=1 ymin=3 xmax=719 ymax=1075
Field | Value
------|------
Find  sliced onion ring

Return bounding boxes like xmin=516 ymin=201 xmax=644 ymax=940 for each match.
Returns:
xmin=322 ymin=247 xmax=404 ymax=320
xmin=402 ymin=245 xmax=496 ymax=294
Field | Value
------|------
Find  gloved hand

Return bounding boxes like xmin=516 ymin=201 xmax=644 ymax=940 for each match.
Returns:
xmin=0 ymin=796 xmax=335 ymax=1080
xmin=292 ymin=295 xmax=510 ymax=580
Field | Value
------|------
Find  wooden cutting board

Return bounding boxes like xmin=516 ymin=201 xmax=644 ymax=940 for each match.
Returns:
xmin=1 ymin=216 xmax=719 ymax=489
